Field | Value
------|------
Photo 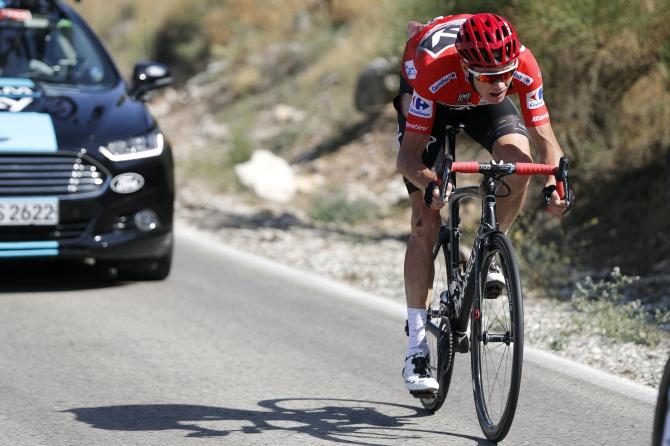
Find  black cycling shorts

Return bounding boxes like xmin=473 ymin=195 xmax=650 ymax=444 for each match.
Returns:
xmin=394 ymin=77 xmax=529 ymax=194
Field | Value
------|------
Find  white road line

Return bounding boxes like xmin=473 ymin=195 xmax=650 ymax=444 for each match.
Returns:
xmin=178 ymin=224 xmax=659 ymax=405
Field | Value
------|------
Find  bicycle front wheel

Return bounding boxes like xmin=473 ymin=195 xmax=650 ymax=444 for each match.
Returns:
xmin=470 ymin=231 xmax=524 ymax=442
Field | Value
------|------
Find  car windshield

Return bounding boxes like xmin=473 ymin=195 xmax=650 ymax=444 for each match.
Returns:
xmin=0 ymin=6 xmax=117 ymax=87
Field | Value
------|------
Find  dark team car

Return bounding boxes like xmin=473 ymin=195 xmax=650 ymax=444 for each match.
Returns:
xmin=0 ymin=0 xmax=175 ymax=279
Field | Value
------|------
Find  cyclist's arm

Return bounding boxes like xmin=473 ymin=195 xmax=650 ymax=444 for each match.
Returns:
xmin=527 ymin=123 xmax=565 ymax=187
xmin=397 ymin=131 xmax=444 ymax=210
xmin=527 ymin=123 xmax=570 ymax=215
xmin=397 ymin=130 xmax=434 ymax=190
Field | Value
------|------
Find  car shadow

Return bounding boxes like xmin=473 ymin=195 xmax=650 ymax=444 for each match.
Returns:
xmin=64 ymin=398 xmax=494 ymax=445
xmin=0 ymin=259 xmax=125 ymax=292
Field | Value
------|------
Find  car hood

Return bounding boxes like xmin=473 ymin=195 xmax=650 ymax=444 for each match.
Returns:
xmin=0 ymin=77 xmax=155 ymax=154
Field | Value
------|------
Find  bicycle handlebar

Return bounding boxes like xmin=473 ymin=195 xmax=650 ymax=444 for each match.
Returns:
xmin=440 ymin=156 xmax=572 ymax=204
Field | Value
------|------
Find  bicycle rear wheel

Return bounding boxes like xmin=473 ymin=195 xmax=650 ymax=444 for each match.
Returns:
xmin=421 ymin=227 xmax=455 ymax=412
xmin=470 ymin=231 xmax=523 ymax=442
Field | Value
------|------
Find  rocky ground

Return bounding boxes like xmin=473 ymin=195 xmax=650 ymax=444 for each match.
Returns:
xmin=177 ymin=185 xmax=669 ymax=389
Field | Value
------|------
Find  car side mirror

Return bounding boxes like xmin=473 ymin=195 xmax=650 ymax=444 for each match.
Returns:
xmin=128 ymin=62 xmax=172 ymax=101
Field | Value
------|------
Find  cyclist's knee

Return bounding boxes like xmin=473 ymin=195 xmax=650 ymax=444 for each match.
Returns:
xmin=492 ymin=134 xmax=532 ymax=164
xmin=492 ymin=137 xmax=532 ymax=193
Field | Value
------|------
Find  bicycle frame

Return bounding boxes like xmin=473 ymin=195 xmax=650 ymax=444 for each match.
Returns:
xmin=439 ymin=125 xmax=500 ymax=336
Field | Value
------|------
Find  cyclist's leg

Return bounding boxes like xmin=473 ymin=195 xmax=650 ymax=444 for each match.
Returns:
xmin=492 ymin=133 xmax=532 ymax=232
xmin=461 ymin=99 xmax=531 ymax=232
xmin=396 ymin=107 xmax=445 ymax=343
xmin=395 ymin=81 xmax=446 ymax=391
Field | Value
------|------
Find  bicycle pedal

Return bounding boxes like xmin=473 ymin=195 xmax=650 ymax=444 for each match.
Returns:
xmin=410 ymin=389 xmax=437 ymax=398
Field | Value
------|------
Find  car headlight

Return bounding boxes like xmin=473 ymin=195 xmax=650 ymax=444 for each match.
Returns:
xmin=99 ymin=130 xmax=164 ymax=162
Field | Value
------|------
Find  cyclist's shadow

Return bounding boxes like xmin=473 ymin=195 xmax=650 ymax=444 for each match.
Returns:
xmin=65 ymin=398 xmax=494 ymax=445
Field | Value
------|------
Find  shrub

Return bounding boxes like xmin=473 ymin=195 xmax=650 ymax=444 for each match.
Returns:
xmin=570 ymin=267 xmax=667 ymax=346
xmin=309 ymin=191 xmax=380 ymax=224
xmin=511 ymin=208 xmax=571 ymax=297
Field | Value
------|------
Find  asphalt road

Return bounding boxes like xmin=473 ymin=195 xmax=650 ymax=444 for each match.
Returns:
xmin=0 ymin=228 xmax=657 ymax=445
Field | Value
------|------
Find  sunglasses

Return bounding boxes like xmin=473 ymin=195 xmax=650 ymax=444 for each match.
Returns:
xmin=467 ymin=61 xmax=518 ymax=84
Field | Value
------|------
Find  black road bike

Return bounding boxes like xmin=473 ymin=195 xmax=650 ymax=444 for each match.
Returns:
xmin=419 ymin=124 xmax=572 ymax=443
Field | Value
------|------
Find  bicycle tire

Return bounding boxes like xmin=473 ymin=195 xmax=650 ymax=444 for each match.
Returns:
xmin=653 ymin=354 xmax=670 ymax=446
xmin=421 ymin=228 xmax=455 ymax=412
xmin=470 ymin=231 xmax=524 ymax=442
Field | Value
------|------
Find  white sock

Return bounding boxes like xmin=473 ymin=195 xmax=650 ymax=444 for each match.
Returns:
xmin=407 ymin=307 xmax=428 ymax=357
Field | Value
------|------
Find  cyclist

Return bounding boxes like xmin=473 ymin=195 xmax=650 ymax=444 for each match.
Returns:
xmin=395 ymin=13 xmax=574 ymax=393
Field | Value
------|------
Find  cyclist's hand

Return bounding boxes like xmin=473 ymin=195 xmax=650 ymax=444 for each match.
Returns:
xmin=424 ymin=181 xmax=448 ymax=210
xmin=407 ymin=21 xmax=423 ymax=38
xmin=543 ymin=185 xmax=575 ymax=216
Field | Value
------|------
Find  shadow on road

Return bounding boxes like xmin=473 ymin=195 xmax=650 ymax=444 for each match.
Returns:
xmin=65 ymin=398 xmax=493 ymax=445
xmin=0 ymin=259 xmax=124 ymax=293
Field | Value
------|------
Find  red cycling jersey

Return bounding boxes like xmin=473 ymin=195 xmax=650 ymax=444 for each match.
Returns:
xmin=402 ymin=14 xmax=550 ymax=135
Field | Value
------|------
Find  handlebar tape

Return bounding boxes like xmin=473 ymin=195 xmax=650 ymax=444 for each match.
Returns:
xmin=450 ymin=162 xmax=480 ymax=173
xmin=514 ymin=163 xmax=557 ymax=175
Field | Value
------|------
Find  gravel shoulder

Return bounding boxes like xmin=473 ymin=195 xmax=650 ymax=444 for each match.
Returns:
xmin=177 ymin=188 xmax=669 ymax=389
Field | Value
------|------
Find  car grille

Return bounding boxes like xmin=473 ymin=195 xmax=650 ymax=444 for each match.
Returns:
xmin=0 ymin=221 xmax=89 ymax=242
xmin=0 ymin=152 xmax=107 ymax=196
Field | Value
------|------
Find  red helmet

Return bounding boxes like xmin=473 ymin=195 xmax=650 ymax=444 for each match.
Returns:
xmin=455 ymin=13 xmax=521 ymax=68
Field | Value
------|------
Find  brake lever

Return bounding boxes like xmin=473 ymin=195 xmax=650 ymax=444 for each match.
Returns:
xmin=439 ymin=155 xmax=454 ymax=203
xmin=556 ymin=156 xmax=574 ymax=214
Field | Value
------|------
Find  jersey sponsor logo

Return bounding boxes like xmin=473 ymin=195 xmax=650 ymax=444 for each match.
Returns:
xmin=408 ymin=93 xmax=433 ymax=119
xmin=404 ymin=60 xmax=417 ymax=80
xmin=513 ymin=71 xmax=533 ymax=86
xmin=418 ymin=19 xmax=466 ymax=58
xmin=457 ymin=92 xmax=472 ymax=103
xmin=531 ymin=112 xmax=549 ymax=122
xmin=526 ymin=86 xmax=544 ymax=109
xmin=406 ymin=122 xmax=429 ymax=132
xmin=429 ymin=72 xmax=456 ymax=93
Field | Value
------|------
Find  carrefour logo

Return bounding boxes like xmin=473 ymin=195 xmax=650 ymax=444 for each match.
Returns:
xmin=408 ymin=93 xmax=433 ymax=118
xmin=526 ymin=86 xmax=544 ymax=109
xmin=414 ymin=97 xmax=429 ymax=110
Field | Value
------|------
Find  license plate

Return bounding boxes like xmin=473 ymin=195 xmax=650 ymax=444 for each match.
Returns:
xmin=0 ymin=197 xmax=59 ymax=226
